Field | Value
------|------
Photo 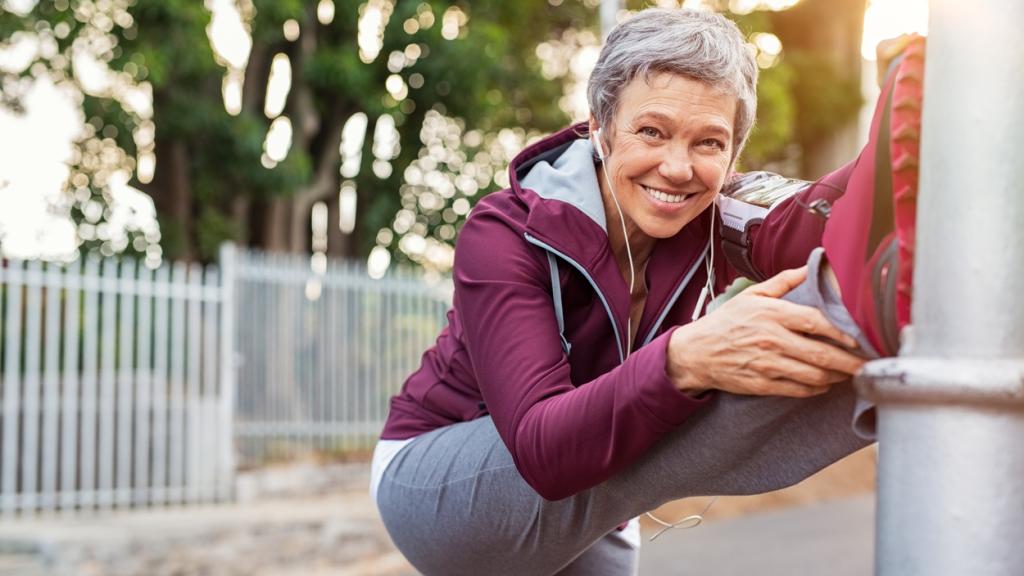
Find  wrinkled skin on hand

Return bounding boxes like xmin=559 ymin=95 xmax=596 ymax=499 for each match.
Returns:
xmin=667 ymin=266 xmax=865 ymax=398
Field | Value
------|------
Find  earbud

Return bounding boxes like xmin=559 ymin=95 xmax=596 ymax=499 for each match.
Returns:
xmin=592 ymin=127 xmax=606 ymax=160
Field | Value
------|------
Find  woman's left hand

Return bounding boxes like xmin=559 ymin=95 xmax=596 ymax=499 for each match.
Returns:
xmin=666 ymin=266 xmax=866 ymax=398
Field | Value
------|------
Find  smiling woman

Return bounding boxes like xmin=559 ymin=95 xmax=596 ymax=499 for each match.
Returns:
xmin=368 ymin=7 xmax=894 ymax=576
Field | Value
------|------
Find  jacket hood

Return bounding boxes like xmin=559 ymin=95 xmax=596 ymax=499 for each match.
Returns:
xmin=517 ymin=126 xmax=607 ymax=234
xmin=520 ymin=137 xmax=608 ymax=233
xmin=505 ymin=123 xmax=714 ymax=351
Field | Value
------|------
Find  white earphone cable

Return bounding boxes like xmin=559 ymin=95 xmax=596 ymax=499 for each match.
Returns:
xmin=595 ymin=128 xmax=717 ymax=538
xmin=692 ymin=200 xmax=717 ymax=322
xmin=595 ymin=129 xmax=636 ymax=358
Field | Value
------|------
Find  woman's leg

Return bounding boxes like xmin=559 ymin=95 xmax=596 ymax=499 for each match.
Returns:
xmin=377 ymin=249 xmax=876 ymax=576
xmin=554 ymin=524 xmax=639 ymax=576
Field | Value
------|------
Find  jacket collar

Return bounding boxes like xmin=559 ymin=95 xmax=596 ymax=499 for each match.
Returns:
xmin=509 ymin=123 xmax=713 ymax=348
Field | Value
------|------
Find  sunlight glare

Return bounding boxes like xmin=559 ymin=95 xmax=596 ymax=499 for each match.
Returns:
xmin=0 ymin=32 xmax=39 ymax=73
xmin=367 ymin=245 xmax=391 ymax=279
xmin=205 ymin=0 xmax=252 ymax=70
xmin=283 ymin=19 xmax=300 ymax=42
xmin=264 ymin=116 xmax=293 ymax=163
xmin=222 ymin=70 xmax=244 ymax=115
xmin=137 ymin=151 xmax=155 ymax=184
xmin=358 ymin=0 xmax=395 ymax=63
xmin=318 ymin=0 xmax=336 ymax=25
xmin=2 ymin=0 xmax=37 ymax=16
xmin=340 ymin=112 xmax=369 ymax=178
xmin=862 ymin=0 xmax=928 ymax=60
xmin=729 ymin=0 xmax=800 ymax=15
xmin=0 ymin=77 xmax=81 ymax=259
xmin=339 ymin=181 xmax=357 ymax=234
xmin=264 ymin=53 xmax=292 ymax=118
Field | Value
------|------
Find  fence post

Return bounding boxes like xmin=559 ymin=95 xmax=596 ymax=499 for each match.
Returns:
xmin=218 ymin=243 xmax=237 ymax=500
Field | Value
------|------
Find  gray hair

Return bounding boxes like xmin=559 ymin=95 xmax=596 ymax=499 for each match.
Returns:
xmin=587 ymin=8 xmax=759 ymax=159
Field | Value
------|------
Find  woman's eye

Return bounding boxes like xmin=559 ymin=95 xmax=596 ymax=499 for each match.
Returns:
xmin=700 ymin=138 xmax=727 ymax=150
xmin=638 ymin=126 xmax=662 ymax=138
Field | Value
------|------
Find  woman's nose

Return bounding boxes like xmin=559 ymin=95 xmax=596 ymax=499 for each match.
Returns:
xmin=657 ymin=148 xmax=694 ymax=184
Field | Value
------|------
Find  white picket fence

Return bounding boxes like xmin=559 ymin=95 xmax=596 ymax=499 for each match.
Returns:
xmin=0 ymin=245 xmax=451 ymax=514
xmin=0 ymin=254 xmax=232 ymax=515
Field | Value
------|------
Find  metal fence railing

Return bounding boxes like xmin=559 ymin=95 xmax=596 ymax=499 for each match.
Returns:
xmin=0 ymin=246 xmax=452 ymax=513
xmin=231 ymin=249 xmax=451 ymax=467
xmin=0 ymin=256 xmax=231 ymax=515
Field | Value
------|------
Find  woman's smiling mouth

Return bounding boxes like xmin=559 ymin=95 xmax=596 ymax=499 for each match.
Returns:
xmin=641 ymin=184 xmax=698 ymax=205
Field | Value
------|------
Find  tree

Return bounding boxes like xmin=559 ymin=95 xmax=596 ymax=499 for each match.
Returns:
xmin=1 ymin=0 xmax=834 ymax=271
xmin=1 ymin=0 xmax=593 ymax=264
xmin=769 ymin=0 xmax=866 ymax=178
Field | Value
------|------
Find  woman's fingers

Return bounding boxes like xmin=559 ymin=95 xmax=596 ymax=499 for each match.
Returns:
xmin=752 ymin=353 xmax=852 ymax=387
xmin=768 ymin=299 xmax=860 ymax=349
xmin=746 ymin=266 xmax=808 ymax=298
xmin=743 ymin=376 xmax=831 ymax=399
xmin=782 ymin=332 xmax=865 ymax=375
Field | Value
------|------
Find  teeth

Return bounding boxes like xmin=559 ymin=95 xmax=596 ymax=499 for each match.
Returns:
xmin=643 ymin=185 xmax=688 ymax=204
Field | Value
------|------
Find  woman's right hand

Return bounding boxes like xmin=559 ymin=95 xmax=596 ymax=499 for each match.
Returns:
xmin=667 ymin=266 xmax=866 ymax=398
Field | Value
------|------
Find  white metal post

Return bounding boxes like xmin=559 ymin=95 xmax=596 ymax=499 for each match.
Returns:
xmin=858 ymin=1 xmax=1024 ymax=574
xmin=218 ymin=243 xmax=237 ymax=500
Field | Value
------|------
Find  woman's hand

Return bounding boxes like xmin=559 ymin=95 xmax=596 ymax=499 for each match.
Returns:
xmin=667 ymin=266 xmax=866 ymax=398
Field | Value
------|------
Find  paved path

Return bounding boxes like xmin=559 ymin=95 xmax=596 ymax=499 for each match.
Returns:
xmin=0 ymin=460 xmax=874 ymax=575
xmin=639 ymin=495 xmax=875 ymax=575
xmin=0 ymin=463 xmax=416 ymax=576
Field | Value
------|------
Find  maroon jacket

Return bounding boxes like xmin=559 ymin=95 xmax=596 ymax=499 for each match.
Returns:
xmin=381 ymin=123 xmax=855 ymax=500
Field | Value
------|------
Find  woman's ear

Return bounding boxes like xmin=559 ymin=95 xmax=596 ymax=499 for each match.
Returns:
xmin=588 ymin=116 xmax=607 ymax=160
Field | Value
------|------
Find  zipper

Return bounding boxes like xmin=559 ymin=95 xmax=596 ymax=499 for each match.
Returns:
xmin=641 ymin=241 xmax=710 ymax=346
xmin=524 ymin=233 xmax=626 ymax=363
xmin=525 ymin=233 xmax=711 ymax=361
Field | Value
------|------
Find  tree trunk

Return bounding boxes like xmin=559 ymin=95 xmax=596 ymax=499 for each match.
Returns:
xmin=263 ymin=198 xmax=291 ymax=253
xmin=231 ymin=195 xmax=251 ymax=246
xmin=149 ymin=138 xmax=195 ymax=261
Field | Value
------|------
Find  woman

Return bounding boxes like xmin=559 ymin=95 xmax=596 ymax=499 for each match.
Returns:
xmin=373 ymin=8 xmax=916 ymax=575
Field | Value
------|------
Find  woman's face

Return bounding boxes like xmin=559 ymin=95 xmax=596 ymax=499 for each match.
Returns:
xmin=592 ymin=72 xmax=736 ymax=240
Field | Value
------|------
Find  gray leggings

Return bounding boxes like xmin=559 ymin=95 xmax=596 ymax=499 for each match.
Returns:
xmin=376 ymin=249 xmax=877 ymax=576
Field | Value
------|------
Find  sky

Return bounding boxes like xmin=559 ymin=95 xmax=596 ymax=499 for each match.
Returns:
xmin=0 ymin=0 xmax=930 ymax=263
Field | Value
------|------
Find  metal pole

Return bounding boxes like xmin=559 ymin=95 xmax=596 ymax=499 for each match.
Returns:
xmin=600 ymin=0 xmax=619 ymax=39
xmin=859 ymin=1 xmax=1024 ymax=575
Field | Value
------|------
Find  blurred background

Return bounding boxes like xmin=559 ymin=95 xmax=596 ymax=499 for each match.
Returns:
xmin=0 ymin=1 xmax=927 ymax=574
xmin=0 ymin=0 xmax=927 ymax=271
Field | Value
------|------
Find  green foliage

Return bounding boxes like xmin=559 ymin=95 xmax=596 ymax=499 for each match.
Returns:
xmin=305 ymin=47 xmax=381 ymax=114
xmin=785 ymin=51 xmax=863 ymax=146
xmin=3 ymin=0 xmax=858 ymax=270
xmin=196 ymin=206 xmax=242 ymax=261
xmin=741 ymin=61 xmax=796 ymax=168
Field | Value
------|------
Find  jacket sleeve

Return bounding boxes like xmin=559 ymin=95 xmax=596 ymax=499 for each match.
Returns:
xmin=453 ymin=211 xmax=709 ymax=501
xmin=743 ymin=160 xmax=858 ymax=279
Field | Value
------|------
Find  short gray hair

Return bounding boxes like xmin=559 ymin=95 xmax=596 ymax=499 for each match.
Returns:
xmin=587 ymin=8 xmax=758 ymax=159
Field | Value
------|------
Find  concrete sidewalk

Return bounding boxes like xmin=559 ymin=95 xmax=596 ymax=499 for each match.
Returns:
xmin=0 ymin=461 xmax=874 ymax=575
xmin=639 ymin=495 xmax=875 ymax=575
xmin=0 ymin=463 xmax=415 ymax=576
xmin=0 ymin=492 xmax=414 ymax=576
